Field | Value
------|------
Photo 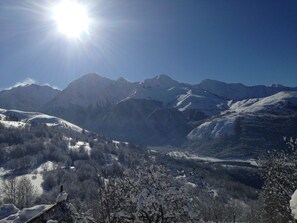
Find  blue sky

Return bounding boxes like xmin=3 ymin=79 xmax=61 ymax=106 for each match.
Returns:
xmin=0 ymin=0 xmax=296 ymax=89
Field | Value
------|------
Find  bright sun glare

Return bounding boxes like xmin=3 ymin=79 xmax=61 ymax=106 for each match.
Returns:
xmin=53 ymin=0 xmax=90 ymax=38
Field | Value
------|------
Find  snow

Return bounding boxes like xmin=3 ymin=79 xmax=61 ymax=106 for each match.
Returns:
xmin=188 ymin=115 xmax=236 ymax=139
xmin=168 ymin=151 xmax=258 ymax=166
xmin=56 ymin=191 xmax=68 ymax=203
xmin=0 ymin=109 xmax=83 ymax=133
xmin=229 ymin=91 xmax=297 ymax=114
xmin=50 ymin=73 xmax=137 ymax=108
xmin=39 ymin=161 xmax=56 ymax=172
xmin=210 ymin=189 xmax=219 ymax=198
xmin=0 ymin=120 xmax=26 ymax=129
xmin=0 ymin=205 xmax=19 ymax=220
xmin=176 ymin=89 xmax=227 ymax=115
xmin=65 ymin=136 xmax=92 ymax=155
xmin=0 ymin=161 xmax=57 ymax=196
xmin=185 ymin=182 xmax=196 ymax=188
xmin=0 ymin=168 xmax=11 ymax=177
xmin=28 ymin=114 xmax=83 ymax=132
xmin=19 ymin=205 xmax=48 ymax=221
xmin=198 ymin=79 xmax=297 ymax=101
xmin=290 ymin=189 xmax=297 ymax=220
xmin=68 ymin=141 xmax=92 ymax=156
xmin=19 ymin=162 xmax=55 ymax=194
xmin=188 ymin=91 xmax=297 ymax=139
xmin=112 ymin=140 xmax=129 ymax=149
xmin=176 ymin=174 xmax=186 ymax=179
xmin=0 ymin=204 xmax=50 ymax=223
xmin=168 ymin=151 xmax=222 ymax=163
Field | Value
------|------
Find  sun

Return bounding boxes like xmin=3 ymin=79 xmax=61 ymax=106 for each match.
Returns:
xmin=52 ymin=0 xmax=90 ymax=39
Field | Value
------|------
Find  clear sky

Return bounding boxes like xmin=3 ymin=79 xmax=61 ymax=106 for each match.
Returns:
xmin=0 ymin=0 xmax=296 ymax=89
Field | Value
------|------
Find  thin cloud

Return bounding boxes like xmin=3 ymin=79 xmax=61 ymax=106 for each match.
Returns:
xmin=1 ymin=78 xmax=62 ymax=91
xmin=44 ymin=83 xmax=62 ymax=91
xmin=6 ymin=78 xmax=37 ymax=90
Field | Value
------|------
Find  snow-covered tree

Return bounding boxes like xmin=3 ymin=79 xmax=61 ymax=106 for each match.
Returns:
xmin=93 ymin=165 xmax=199 ymax=223
xmin=0 ymin=178 xmax=18 ymax=205
xmin=260 ymin=138 xmax=297 ymax=222
xmin=1 ymin=176 xmax=37 ymax=209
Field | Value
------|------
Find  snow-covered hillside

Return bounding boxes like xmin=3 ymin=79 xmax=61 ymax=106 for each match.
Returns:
xmin=47 ymin=73 xmax=137 ymax=108
xmin=1 ymin=73 xmax=297 ymax=147
xmin=188 ymin=91 xmax=297 ymax=140
xmin=198 ymin=79 xmax=297 ymax=101
xmin=0 ymin=84 xmax=60 ymax=112
xmin=185 ymin=91 xmax=297 ymax=159
xmin=0 ymin=109 xmax=83 ymax=133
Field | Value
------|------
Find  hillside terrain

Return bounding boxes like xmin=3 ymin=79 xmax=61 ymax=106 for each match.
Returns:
xmin=0 ymin=74 xmax=296 ymax=158
xmin=0 ymin=110 xmax=261 ymax=222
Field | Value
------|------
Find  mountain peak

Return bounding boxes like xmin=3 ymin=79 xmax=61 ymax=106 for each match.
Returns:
xmin=0 ymin=84 xmax=60 ymax=111
xmin=116 ymin=76 xmax=128 ymax=83
xmin=141 ymin=74 xmax=178 ymax=88
xmin=270 ymin=83 xmax=285 ymax=88
xmin=79 ymin=73 xmax=103 ymax=81
xmin=156 ymin=74 xmax=173 ymax=81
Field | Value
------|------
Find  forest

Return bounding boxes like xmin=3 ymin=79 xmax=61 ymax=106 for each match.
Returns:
xmin=0 ymin=123 xmax=295 ymax=222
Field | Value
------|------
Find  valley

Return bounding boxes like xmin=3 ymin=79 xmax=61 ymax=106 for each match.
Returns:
xmin=0 ymin=74 xmax=296 ymax=222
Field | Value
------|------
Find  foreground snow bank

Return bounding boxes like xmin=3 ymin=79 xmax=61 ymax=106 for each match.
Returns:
xmin=0 ymin=204 xmax=49 ymax=223
xmin=0 ymin=204 xmax=19 ymax=220
xmin=290 ymin=189 xmax=297 ymax=220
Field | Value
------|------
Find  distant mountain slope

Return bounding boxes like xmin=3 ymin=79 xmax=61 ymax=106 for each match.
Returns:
xmin=47 ymin=73 xmax=137 ymax=109
xmin=1 ymin=73 xmax=297 ymax=149
xmin=0 ymin=84 xmax=60 ymax=112
xmin=0 ymin=108 xmax=83 ymax=133
xmin=187 ymin=91 xmax=297 ymax=158
xmin=97 ymin=98 xmax=190 ymax=145
xmin=198 ymin=79 xmax=297 ymax=101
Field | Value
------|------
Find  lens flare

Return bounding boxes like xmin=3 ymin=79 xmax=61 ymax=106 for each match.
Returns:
xmin=52 ymin=0 xmax=90 ymax=38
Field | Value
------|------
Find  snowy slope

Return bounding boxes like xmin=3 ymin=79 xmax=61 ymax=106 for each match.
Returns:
xmin=228 ymin=91 xmax=297 ymax=114
xmin=0 ymin=109 xmax=84 ymax=133
xmin=0 ymin=204 xmax=51 ymax=223
xmin=125 ymin=75 xmax=228 ymax=116
xmin=198 ymin=79 xmax=297 ymax=101
xmin=2 ymin=74 xmax=296 ymax=147
xmin=188 ymin=91 xmax=297 ymax=140
xmin=126 ymin=74 xmax=182 ymax=104
xmin=47 ymin=73 xmax=137 ymax=108
xmin=175 ymin=89 xmax=228 ymax=115
xmin=47 ymin=74 xmax=229 ymax=116
xmin=0 ymin=84 xmax=60 ymax=112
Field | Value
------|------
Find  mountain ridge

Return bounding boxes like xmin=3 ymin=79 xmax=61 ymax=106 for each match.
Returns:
xmin=1 ymin=73 xmax=297 ymax=153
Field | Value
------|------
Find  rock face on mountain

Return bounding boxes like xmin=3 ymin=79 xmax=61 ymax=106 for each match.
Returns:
xmin=0 ymin=84 xmax=60 ymax=112
xmin=97 ymin=98 xmax=190 ymax=145
xmin=0 ymin=73 xmax=296 ymax=152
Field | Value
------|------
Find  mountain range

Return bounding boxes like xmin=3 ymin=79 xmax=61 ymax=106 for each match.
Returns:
xmin=1 ymin=73 xmax=297 ymax=158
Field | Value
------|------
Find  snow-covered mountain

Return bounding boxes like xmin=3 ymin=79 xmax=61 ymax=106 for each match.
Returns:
xmin=45 ymin=74 xmax=230 ymax=116
xmin=97 ymin=98 xmax=190 ymax=145
xmin=43 ymin=74 xmax=224 ymax=145
xmin=1 ymin=73 xmax=297 ymax=149
xmin=0 ymin=84 xmax=60 ymax=112
xmin=187 ymin=91 xmax=297 ymax=158
xmin=47 ymin=73 xmax=137 ymax=109
xmin=0 ymin=109 xmax=83 ymax=133
xmin=198 ymin=79 xmax=297 ymax=101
